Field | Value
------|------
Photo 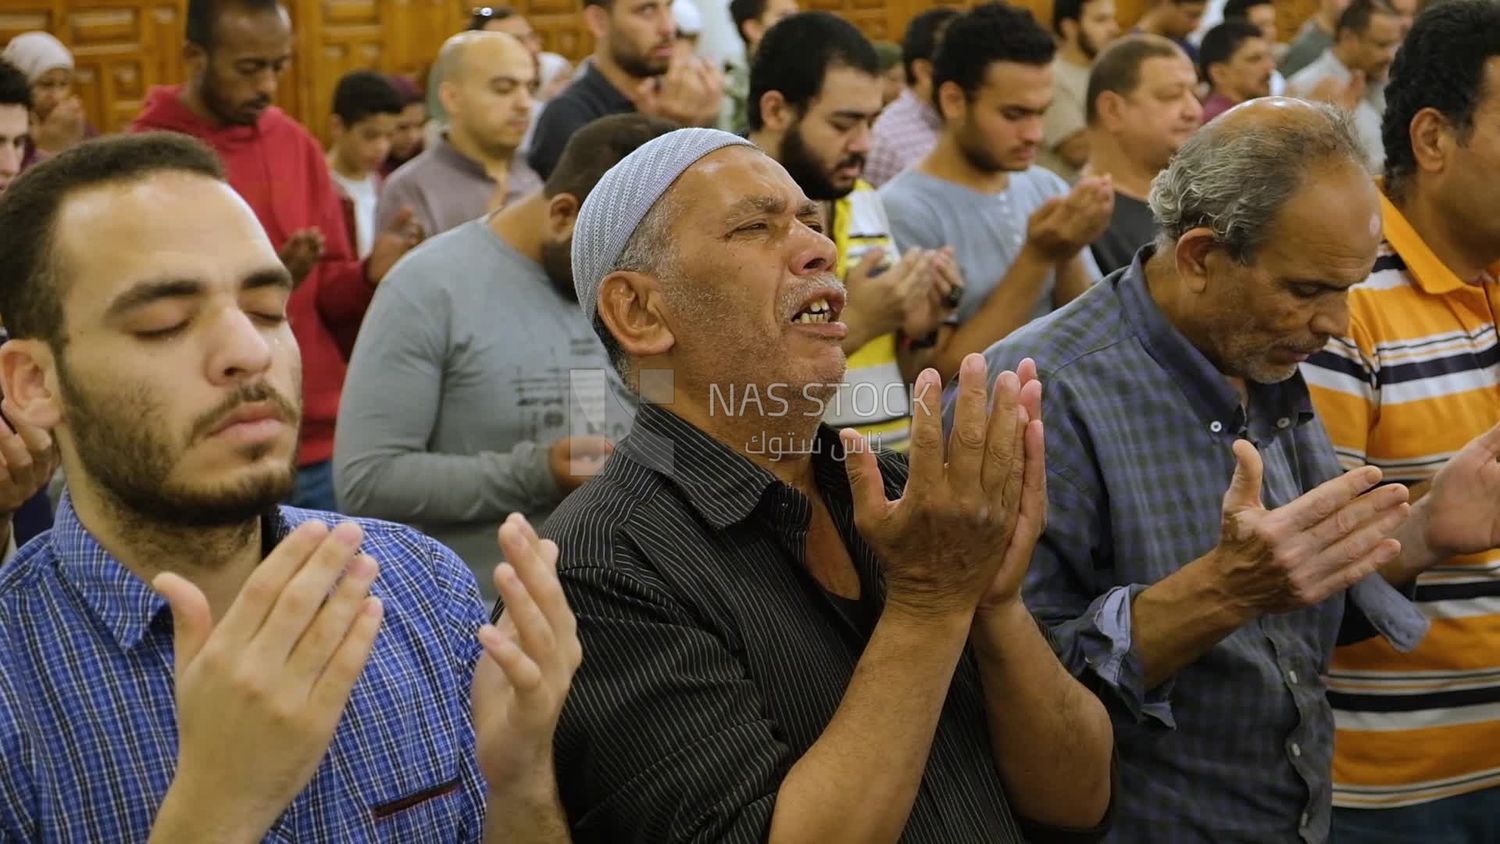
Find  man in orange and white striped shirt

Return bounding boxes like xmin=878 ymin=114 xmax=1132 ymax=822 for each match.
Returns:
xmin=1302 ymin=2 xmax=1500 ymax=839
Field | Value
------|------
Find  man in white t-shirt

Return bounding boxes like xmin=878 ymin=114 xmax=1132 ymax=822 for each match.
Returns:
xmin=325 ymin=70 xmax=404 ymax=258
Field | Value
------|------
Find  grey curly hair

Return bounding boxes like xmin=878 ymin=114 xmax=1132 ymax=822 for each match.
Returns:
xmin=1148 ymin=101 xmax=1364 ymax=264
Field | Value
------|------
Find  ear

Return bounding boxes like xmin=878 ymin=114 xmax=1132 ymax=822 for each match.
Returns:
xmin=0 ymin=339 xmax=62 ymax=433
xmin=1408 ymin=106 xmax=1450 ymax=182
xmin=583 ymin=5 xmax=611 ymax=40
xmin=1096 ymin=90 xmax=1126 ymax=131
xmin=742 ymin=20 xmax=765 ymax=49
xmin=183 ymin=41 xmax=208 ymax=77
xmin=546 ymin=192 xmax=581 ymax=241
xmin=597 ymin=270 xmax=676 ymax=365
xmin=1206 ymin=62 xmax=1227 ymax=94
xmin=329 ymin=114 xmax=347 ymax=141
xmin=1059 ymin=18 xmax=1079 ymax=44
xmin=911 ymin=57 xmax=934 ymax=88
xmin=758 ymin=89 xmax=795 ymax=134
xmin=1173 ymin=227 xmax=1218 ymax=295
xmin=438 ymin=79 xmax=460 ymax=120
xmin=936 ymin=80 xmax=967 ymax=122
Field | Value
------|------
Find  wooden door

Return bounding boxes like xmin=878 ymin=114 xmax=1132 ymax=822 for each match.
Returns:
xmin=3 ymin=0 xmax=185 ymax=134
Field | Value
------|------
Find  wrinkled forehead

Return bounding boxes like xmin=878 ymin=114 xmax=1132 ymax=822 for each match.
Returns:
xmin=667 ymin=145 xmax=809 ymax=221
xmin=1258 ymin=162 xmax=1382 ymax=280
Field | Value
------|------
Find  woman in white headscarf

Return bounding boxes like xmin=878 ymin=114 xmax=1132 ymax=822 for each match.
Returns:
xmin=1 ymin=31 xmax=93 ymax=166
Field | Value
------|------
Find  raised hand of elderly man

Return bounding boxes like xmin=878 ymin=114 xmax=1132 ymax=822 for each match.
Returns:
xmin=844 ymin=354 xmax=1033 ymax=618
xmin=1132 ymin=441 xmax=1411 ymax=688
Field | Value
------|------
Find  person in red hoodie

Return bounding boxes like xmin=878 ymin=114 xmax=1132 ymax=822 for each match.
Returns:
xmin=131 ymin=0 xmax=422 ymax=511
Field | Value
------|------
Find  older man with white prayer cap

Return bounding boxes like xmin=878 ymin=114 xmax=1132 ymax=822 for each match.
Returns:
xmin=540 ymin=126 xmax=1115 ymax=844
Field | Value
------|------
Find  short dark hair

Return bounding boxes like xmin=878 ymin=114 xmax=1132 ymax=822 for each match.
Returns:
xmin=1337 ymin=0 xmax=1397 ymax=36
xmin=545 ymin=113 xmax=677 ymax=201
xmin=1087 ymin=34 xmax=1186 ymax=124
xmin=931 ymin=2 xmax=1055 ymax=105
xmin=0 ymin=60 xmax=29 ymax=111
xmin=331 ymin=70 xmax=403 ymax=126
xmin=0 ymin=133 xmax=225 ymax=346
xmin=747 ymin=11 xmax=878 ymax=132
xmin=1384 ymin=0 xmax=1500 ymax=196
xmin=902 ymin=6 xmax=961 ymax=85
xmin=186 ymin=0 xmax=282 ymax=49
xmin=1198 ymin=20 xmax=1262 ymax=84
xmin=1221 ymin=0 xmax=1273 ymax=21
xmin=469 ymin=4 xmax=516 ymax=30
xmin=1052 ymin=0 xmax=1092 ymax=37
xmin=730 ymin=0 xmax=768 ymax=44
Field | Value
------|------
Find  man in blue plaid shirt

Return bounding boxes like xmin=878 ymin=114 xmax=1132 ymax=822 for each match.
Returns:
xmin=0 ymin=132 xmax=579 ymax=841
xmin=968 ymin=98 xmax=1500 ymax=842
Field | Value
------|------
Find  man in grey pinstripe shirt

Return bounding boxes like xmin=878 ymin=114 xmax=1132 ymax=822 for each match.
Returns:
xmin=538 ymin=128 xmax=1115 ymax=842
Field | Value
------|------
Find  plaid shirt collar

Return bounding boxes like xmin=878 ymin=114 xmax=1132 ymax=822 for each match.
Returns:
xmin=1119 ymin=246 xmax=1316 ymax=436
xmin=54 ymin=492 xmax=290 ymax=652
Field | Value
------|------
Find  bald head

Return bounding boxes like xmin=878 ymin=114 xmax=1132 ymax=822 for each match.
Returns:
xmin=1210 ymin=95 xmax=1337 ymax=134
xmin=436 ymin=30 xmax=537 ymax=157
xmin=1150 ymin=97 xmax=1368 ymax=262
xmin=434 ymin=30 xmax=533 ymax=88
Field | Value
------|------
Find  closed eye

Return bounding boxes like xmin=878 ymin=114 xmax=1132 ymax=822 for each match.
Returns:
xmin=136 ymin=324 xmax=188 ymax=341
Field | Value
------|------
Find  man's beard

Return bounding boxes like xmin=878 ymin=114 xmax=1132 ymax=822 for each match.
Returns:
xmin=781 ymin=122 xmax=862 ymax=201
xmin=612 ymin=37 xmax=669 ymax=79
xmin=58 ymin=359 xmax=300 ymax=529
xmin=955 ymin=119 xmax=1012 ymax=175
xmin=202 ymin=65 xmax=270 ymax=126
xmin=1080 ymin=29 xmax=1104 ymax=60
xmin=541 ymin=238 xmax=577 ymax=302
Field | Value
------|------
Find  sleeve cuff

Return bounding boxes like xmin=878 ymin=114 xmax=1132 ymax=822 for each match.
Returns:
xmin=1345 ymin=574 xmax=1430 ymax=653
xmin=1071 ymin=584 xmax=1177 ymax=728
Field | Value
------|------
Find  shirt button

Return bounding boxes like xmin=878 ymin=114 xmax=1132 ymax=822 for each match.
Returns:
xmin=1288 ymin=670 xmax=1299 ymax=685
xmin=1277 ymin=417 xmax=1291 ymax=429
xmin=1291 ymin=742 xmax=1302 ymax=758
xmin=1210 ymin=421 xmax=1223 ymax=433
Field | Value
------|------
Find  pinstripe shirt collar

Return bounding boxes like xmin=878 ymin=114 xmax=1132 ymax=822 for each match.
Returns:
xmin=1120 ymin=247 xmax=1316 ymax=435
xmin=54 ymin=494 xmax=289 ymax=652
xmin=619 ymin=403 xmax=847 ymax=529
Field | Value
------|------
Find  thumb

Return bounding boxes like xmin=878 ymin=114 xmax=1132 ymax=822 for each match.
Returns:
xmin=1223 ymin=439 xmax=1265 ymax=514
xmin=840 ymin=429 xmax=888 ymax=524
xmin=849 ymin=248 xmax=885 ymax=282
xmin=152 ymin=572 xmax=214 ymax=675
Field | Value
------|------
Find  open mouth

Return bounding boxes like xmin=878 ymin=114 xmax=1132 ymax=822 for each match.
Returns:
xmin=790 ymin=285 xmax=846 ymax=326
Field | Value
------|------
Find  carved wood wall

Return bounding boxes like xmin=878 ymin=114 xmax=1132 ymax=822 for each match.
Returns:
xmin=5 ymin=0 xmax=1318 ymax=143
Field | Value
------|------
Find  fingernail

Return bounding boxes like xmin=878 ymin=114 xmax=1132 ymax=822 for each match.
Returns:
xmin=962 ymin=354 xmax=982 ymax=375
xmin=332 ymin=521 xmax=362 ymax=547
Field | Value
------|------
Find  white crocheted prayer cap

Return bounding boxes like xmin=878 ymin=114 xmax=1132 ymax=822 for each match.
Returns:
xmin=571 ymin=127 xmax=757 ymax=326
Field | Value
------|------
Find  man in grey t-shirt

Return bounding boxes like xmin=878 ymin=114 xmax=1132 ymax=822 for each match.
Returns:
xmin=336 ymin=115 xmax=674 ymax=593
xmin=878 ymin=3 xmax=1111 ymax=383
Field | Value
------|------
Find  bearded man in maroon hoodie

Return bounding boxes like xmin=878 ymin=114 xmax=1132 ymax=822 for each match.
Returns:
xmin=132 ymin=0 xmax=422 ymax=510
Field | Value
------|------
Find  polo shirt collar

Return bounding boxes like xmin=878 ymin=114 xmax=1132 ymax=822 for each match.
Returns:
xmin=1118 ymin=246 xmax=1315 ymax=433
xmin=434 ymin=133 xmax=490 ymax=180
xmin=1379 ymin=191 xmax=1500 ymax=294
